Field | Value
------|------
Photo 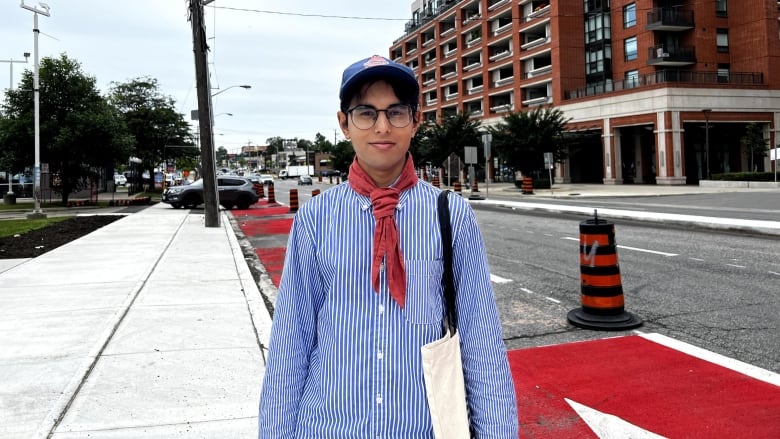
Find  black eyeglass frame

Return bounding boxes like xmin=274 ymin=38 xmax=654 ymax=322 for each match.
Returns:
xmin=345 ymin=103 xmax=415 ymax=130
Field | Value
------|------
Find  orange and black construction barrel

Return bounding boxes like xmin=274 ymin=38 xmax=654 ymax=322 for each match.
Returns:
xmin=312 ymin=188 xmax=321 ymax=197
xmin=267 ymin=182 xmax=276 ymax=204
xmin=289 ymin=188 xmax=299 ymax=212
xmin=432 ymin=176 xmax=440 ymax=188
xmin=521 ymin=176 xmax=534 ymax=194
xmin=567 ymin=212 xmax=642 ymax=330
xmin=453 ymin=181 xmax=462 ymax=196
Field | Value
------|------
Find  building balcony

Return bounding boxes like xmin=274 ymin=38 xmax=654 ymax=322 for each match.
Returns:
xmin=494 ymin=76 xmax=514 ymax=87
xmin=489 ymin=0 xmax=511 ymax=11
xmin=522 ymin=95 xmax=551 ymax=107
xmin=489 ymin=50 xmax=512 ymax=62
xmin=647 ymin=46 xmax=696 ymax=66
xmin=526 ymin=4 xmax=550 ymax=21
xmin=525 ymin=64 xmax=552 ymax=78
xmin=646 ymin=8 xmax=694 ymax=31
xmin=521 ymin=36 xmax=550 ymax=51
xmin=467 ymin=85 xmax=484 ymax=94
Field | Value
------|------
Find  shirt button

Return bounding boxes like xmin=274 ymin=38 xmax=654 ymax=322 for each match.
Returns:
xmin=376 ymin=394 xmax=383 ymax=404
xmin=377 ymin=351 xmax=384 ymax=360
xmin=378 ymin=304 xmax=385 ymax=314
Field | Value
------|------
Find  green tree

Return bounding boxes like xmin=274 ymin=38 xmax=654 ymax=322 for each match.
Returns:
xmin=489 ymin=106 xmax=570 ymax=175
xmin=313 ymin=132 xmax=334 ymax=153
xmin=0 ymin=54 xmax=133 ymax=202
xmin=740 ymin=123 xmax=768 ymax=172
xmin=414 ymin=112 xmax=482 ymax=167
xmin=108 ymin=77 xmax=194 ymax=190
xmin=216 ymin=146 xmax=228 ymax=168
xmin=330 ymin=139 xmax=355 ymax=173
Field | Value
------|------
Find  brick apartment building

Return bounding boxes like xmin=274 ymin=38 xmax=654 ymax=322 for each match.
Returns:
xmin=389 ymin=0 xmax=780 ymax=184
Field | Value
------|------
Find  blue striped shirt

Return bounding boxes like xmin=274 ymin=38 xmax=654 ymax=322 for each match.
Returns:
xmin=258 ymin=180 xmax=518 ymax=438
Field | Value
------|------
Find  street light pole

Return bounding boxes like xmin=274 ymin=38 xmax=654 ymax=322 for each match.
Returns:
xmin=703 ymin=109 xmax=712 ymax=180
xmin=211 ymin=84 xmax=250 ymax=97
xmin=20 ymin=1 xmax=50 ymax=219
xmin=0 ymin=52 xmax=29 ymax=90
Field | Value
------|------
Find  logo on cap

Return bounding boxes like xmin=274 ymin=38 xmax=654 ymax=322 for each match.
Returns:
xmin=363 ymin=55 xmax=389 ymax=69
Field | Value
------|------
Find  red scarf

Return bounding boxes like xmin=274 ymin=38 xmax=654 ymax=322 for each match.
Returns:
xmin=348 ymin=155 xmax=419 ymax=308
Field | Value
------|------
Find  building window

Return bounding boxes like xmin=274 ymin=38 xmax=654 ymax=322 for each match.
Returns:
xmin=625 ymin=70 xmax=639 ymax=88
xmin=623 ymin=3 xmax=636 ymax=28
xmin=716 ymin=0 xmax=727 ymax=17
xmin=624 ymin=36 xmax=637 ymax=61
xmin=716 ymin=29 xmax=729 ymax=52
xmin=718 ymin=64 xmax=730 ymax=83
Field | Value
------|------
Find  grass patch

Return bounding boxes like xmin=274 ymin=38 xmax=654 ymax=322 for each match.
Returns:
xmin=0 ymin=216 xmax=72 ymax=238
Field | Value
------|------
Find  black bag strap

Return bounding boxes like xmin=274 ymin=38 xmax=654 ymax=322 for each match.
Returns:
xmin=437 ymin=190 xmax=457 ymax=335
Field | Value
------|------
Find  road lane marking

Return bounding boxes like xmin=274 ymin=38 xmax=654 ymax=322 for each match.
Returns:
xmin=562 ymin=237 xmax=678 ymax=257
xmin=566 ymin=399 xmax=668 ymax=439
xmin=725 ymin=263 xmax=746 ymax=268
xmin=770 ymin=271 xmax=780 ymax=276
xmin=545 ymin=297 xmax=561 ymax=304
xmin=490 ymin=274 xmax=512 ymax=284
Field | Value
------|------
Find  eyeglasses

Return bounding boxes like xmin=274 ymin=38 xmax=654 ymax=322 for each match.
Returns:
xmin=346 ymin=104 xmax=414 ymax=130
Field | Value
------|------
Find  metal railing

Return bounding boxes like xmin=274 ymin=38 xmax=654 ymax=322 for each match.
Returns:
xmin=565 ymin=70 xmax=764 ymax=100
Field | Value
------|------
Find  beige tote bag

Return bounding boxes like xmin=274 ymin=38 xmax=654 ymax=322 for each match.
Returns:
xmin=420 ymin=190 xmax=470 ymax=438
xmin=421 ymin=328 xmax=470 ymax=438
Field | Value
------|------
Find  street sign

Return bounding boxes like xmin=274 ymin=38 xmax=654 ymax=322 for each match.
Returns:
xmin=482 ymin=133 xmax=492 ymax=159
xmin=465 ymin=146 xmax=477 ymax=164
xmin=544 ymin=152 xmax=554 ymax=170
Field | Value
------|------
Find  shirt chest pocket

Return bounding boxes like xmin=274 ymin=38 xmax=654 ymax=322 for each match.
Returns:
xmin=404 ymin=260 xmax=444 ymax=325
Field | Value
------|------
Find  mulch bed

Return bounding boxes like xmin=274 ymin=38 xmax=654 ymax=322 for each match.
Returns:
xmin=0 ymin=215 xmax=122 ymax=259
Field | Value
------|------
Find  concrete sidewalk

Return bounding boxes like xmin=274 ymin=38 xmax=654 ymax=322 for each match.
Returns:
xmin=0 ymin=203 xmax=272 ymax=438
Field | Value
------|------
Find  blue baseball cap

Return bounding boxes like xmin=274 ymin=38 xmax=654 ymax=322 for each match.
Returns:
xmin=339 ymin=55 xmax=420 ymax=101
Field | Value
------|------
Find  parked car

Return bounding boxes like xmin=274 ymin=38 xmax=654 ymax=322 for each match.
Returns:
xmin=298 ymin=174 xmax=313 ymax=185
xmin=320 ymin=169 xmax=341 ymax=177
xmin=259 ymin=174 xmax=274 ymax=185
xmin=161 ymin=176 xmax=259 ymax=210
xmin=114 ymin=174 xmax=127 ymax=186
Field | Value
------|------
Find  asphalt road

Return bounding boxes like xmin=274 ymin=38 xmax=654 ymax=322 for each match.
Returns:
xmin=479 ymin=208 xmax=780 ymax=373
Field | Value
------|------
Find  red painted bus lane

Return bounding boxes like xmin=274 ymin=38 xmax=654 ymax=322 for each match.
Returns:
xmin=509 ymin=333 xmax=780 ymax=438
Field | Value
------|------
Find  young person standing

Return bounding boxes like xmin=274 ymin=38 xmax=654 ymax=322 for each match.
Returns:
xmin=259 ymin=55 xmax=518 ymax=438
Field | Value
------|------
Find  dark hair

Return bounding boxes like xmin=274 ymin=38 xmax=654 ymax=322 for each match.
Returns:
xmin=340 ymin=78 xmax=419 ymax=122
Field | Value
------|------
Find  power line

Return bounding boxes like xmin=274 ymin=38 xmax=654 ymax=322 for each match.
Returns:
xmin=210 ymin=6 xmax=407 ymax=21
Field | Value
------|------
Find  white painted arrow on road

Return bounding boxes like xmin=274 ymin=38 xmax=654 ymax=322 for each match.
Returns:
xmin=565 ymin=398 xmax=668 ymax=439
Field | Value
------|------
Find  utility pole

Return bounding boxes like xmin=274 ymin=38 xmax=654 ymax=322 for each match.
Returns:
xmin=189 ymin=0 xmax=220 ymax=227
xmin=20 ymin=1 xmax=50 ymax=219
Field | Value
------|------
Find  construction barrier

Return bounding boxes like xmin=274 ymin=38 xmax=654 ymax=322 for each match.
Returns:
xmin=329 ymin=175 xmax=333 ymax=185
xmin=567 ymin=211 xmax=642 ymax=330
xmin=453 ymin=181 xmax=462 ymax=196
xmin=312 ymin=189 xmax=321 ymax=197
xmin=468 ymin=178 xmax=484 ymax=200
xmin=289 ymin=188 xmax=299 ymax=212
xmin=253 ymin=182 xmax=264 ymax=198
xmin=521 ymin=176 xmax=534 ymax=194
xmin=267 ymin=182 xmax=276 ymax=204
xmin=432 ymin=176 xmax=440 ymax=188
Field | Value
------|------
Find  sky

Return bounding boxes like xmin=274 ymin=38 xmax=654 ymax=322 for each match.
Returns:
xmin=0 ymin=0 xmax=414 ymax=153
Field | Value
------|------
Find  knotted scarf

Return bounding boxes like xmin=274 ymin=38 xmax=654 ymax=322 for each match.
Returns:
xmin=348 ymin=154 xmax=419 ymax=308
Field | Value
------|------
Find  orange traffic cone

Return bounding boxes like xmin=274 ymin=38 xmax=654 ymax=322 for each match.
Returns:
xmin=567 ymin=210 xmax=642 ymax=330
